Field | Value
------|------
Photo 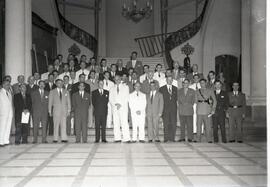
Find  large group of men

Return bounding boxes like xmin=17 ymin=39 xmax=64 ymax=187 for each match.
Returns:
xmin=0 ymin=51 xmax=246 ymax=147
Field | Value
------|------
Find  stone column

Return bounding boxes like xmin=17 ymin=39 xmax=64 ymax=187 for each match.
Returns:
xmin=5 ymin=0 xmax=32 ymax=83
xmin=250 ymin=0 xmax=266 ymax=98
xmin=24 ymin=0 xmax=32 ymax=78
xmin=249 ymin=0 xmax=266 ymax=122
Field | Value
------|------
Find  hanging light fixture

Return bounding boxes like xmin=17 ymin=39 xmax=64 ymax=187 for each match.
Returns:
xmin=122 ymin=0 xmax=153 ymax=23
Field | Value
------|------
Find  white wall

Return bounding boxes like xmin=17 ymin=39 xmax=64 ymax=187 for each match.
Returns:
xmin=170 ymin=0 xmax=241 ymax=76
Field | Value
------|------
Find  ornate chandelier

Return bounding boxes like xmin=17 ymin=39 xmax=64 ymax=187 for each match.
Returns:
xmin=122 ymin=0 xmax=153 ymax=23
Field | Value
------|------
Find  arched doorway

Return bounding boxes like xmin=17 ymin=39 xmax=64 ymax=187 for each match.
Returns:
xmin=215 ymin=55 xmax=241 ymax=91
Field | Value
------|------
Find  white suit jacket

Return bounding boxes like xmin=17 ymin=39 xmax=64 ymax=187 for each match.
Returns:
xmin=0 ymin=88 xmax=13 ymax=115
xmin=128 ymin=91 xmax=146 ymax=115
xmin=109 ymin=83 xmax=129 ymax=110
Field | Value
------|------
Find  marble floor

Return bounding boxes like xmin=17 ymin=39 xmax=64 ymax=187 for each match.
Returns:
xmin=0 ymin=141 xmax=267 ymax=187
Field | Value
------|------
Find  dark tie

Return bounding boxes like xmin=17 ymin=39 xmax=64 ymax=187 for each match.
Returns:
xmin=158 ymin=73 xmax=160 ymax=78
xmin=106 ymin=80 xmax=108 ymax=86
xmin=195 ymin=84 xmax=198 ymax=90
xmin=59 ymin=90 xmax=62 ymax=100
xmin=168 ymin=86 xmax=172 ymax=94
xmin=6 ymin=91 xmax=8 ymax=97
xmin=137 ymin=92 xmax=139 ymax=96
xmin=117 ymin=85 xmax=119 ymax=94
xmin=150 ymin=92 xmax=153 ymax=104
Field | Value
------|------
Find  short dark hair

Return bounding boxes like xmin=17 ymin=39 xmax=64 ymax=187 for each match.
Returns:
xmin=38 ymin=80 xmax=45 ymax=85
xmin=209 ymin=71 xmax=215 ymax=75
xmin=214 ymin=80 xmax=222 ymax=84
xmin=131 ymin=51 xmax=138 ymax=55
xmin=63 ymin=75 xmax=69 ymax=79
xmin=199 ymin=78 xmax=207 ymax=83
xmin=79 ymin=74 xmax=86 ymax=78
xmin=143 ymin=65 xmax=150 ymax=68
xmin=193 ymin=74 xmax=200 ymax=79
xmin=55 ymin=79 xmax=63 ymax=83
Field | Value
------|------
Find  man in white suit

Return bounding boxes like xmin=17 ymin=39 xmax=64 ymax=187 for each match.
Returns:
xmin=109 ymin=75 xmax=130 ymax=142
xmin=0 ymin=80 xmax=13 ymax=147
xmin=48 ymin=79 xmax=71 ymax=143
xmin=129 ymin=82 xmax=147 ymax=142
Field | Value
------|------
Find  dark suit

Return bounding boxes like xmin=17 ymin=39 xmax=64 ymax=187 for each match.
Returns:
xmin=14 ymin=93 xmax=32 ymax=144
xmin=71 ymin=82 xmax=91 ymax=96
xmin=213 ymin=90 xmax=229 ymax=143
xmin=126 ymin=60 xmax=143 ymax=76
xmin=72 ymin=91 xmax=91 ymax=143
xmin=92 ymin=89 xmax=109 ymax=142
xmin=31 ymin=89 xmax=49 ymax=143
xmin=159 ymin=85 xmax=178 ymax=142
xmin=44 ymin=82 xmax=56 ymax=135
xmin=44 ymin=82 xmax=56 ymax=92
xmin=116 ymin=67 xmax=128 ymax=76
xmin=26 ymin=84 xmax=39 ymax=95
xmin=178 ymin=88 xmax=195 ymax=141
xmin=228 ymin=92 xmax=246 ymax=141
xmin=63 ymin=84 xmax=72 ymax=135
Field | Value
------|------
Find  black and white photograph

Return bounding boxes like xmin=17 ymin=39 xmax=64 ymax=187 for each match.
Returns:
xmin=0 ymin=0 xmax=268 ymax=186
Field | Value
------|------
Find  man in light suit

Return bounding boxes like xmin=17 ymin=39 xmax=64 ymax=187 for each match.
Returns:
xmin=75 ymin=61 xmax=90 ymax=83
xmin=177 ymin=69 xmax=186 ymax=89
xmin=129 ymin=82 xmax=147 ymax=142
xmin=48 ymin=79 xmax=71 ymax=143
xmin=227 ymin=82 xmax=246 ymax=143
xmin=178 ymin=79 xmax=195 ymax=142
xmin=109 ymin=75 xmax=131 ymax=143
xmin=31 ymin=80 xmax=49 ymax=143
xmin=195 ymin=79 xmax=216 ymax=143
xmin=0 ymin=80 xmax=13 ymax=147
xmin=72 ymin=82 xmax=91 ymax=143
xmin=146 ymin=81 xmax=164 ymax=142
xmin=126 ymin=51 xmax=143 ymax=76
xmin=92 ymin=80 xmax=109 ymax=143
xmin=159 ymin=75 xmax=178 ymax=142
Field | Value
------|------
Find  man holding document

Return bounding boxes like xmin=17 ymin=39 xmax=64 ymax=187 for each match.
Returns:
xmin=14 ymin=84 xmax=32 ymax=145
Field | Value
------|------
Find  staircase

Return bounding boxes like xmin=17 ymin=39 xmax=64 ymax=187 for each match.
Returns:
xmin=134 ymin=0 xmax=209 ymax=68
xmin=54 ymin=0 xmax=97 ymax=56
xmin=105 ymin=57 xmax=165 ymax=71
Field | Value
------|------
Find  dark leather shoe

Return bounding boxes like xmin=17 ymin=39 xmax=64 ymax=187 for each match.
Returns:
xmin=102 ymin=140 xmax=107 ymax=143
xmin=178 ymin=139 xmax=185 ymax=142
xmin=208 ymin=141 xmax=213 ymax=143
xmin=61 ymin=140 xmax=68 ymax=143
xmin=237 ymin=141 xmax=243 ymax=143
xmin=155 ymin=140 xmax=161 ymax=143
xmin=187 ymin=139 xmax=193 ymax=142
xmin=229 ymin=140 xmax=236 ymax=143
xmin=139 ymin=140 xmax=145 ymax=143
xmin=32 ymin=141 xmax=37 ymax=144
xmin=42 ymin=141 xmax=48 ymax=144
xmin=53 ymin=140 xmax=58 ymax=143
xmin=148 ymin=140 xmax=152 ymax=143
xmin=114 ymin=140 xmax=121 ymax=143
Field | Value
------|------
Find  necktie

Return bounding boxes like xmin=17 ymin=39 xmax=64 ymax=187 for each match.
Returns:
xmin=168 ymin=86 xmax=172 ymax=94
xmin=137 ymin=92 xmax=139 ymax=96
xmin=117 ymin=85 xmax=119 ymax=94
xmin=40 ymin=90 xmax=44 ymax=99
xmin=6 ymin=91 xmax=8 ymax=97
xmin=150 ymin=92 xmax=153 ymax=104
xmin=106 ymin=80 xmax=108 ymax=86
xmin=195 ymin=83 xmax=198 ymax=90
xmin=59 ymin=90 xmax=62 ymax=100
xmin=158 ymin=73 xmax=160 ymax=78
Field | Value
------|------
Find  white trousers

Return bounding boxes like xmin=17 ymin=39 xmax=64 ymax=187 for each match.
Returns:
xmin=0 ymin=110 xmax=13 ymax=145
xmin=107 ymin=103 xmax=113 ymax=128
xmin=131 ymin=113 xmax=145 ymax=141
xmin=193 ymin=104 xmax=204 ymax=134
xmin=113 ymin=107 xmax=130 ymax=141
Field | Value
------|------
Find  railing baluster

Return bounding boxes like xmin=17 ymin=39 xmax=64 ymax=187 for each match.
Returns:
xmin=137 ymin=39 xmax=145 ymax=57
xmin=141 ymin=39 xmax=149 ymax=57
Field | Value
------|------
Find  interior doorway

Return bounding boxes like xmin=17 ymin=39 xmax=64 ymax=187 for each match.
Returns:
xmin=215 ymin=54 xmax=241 ymax=91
